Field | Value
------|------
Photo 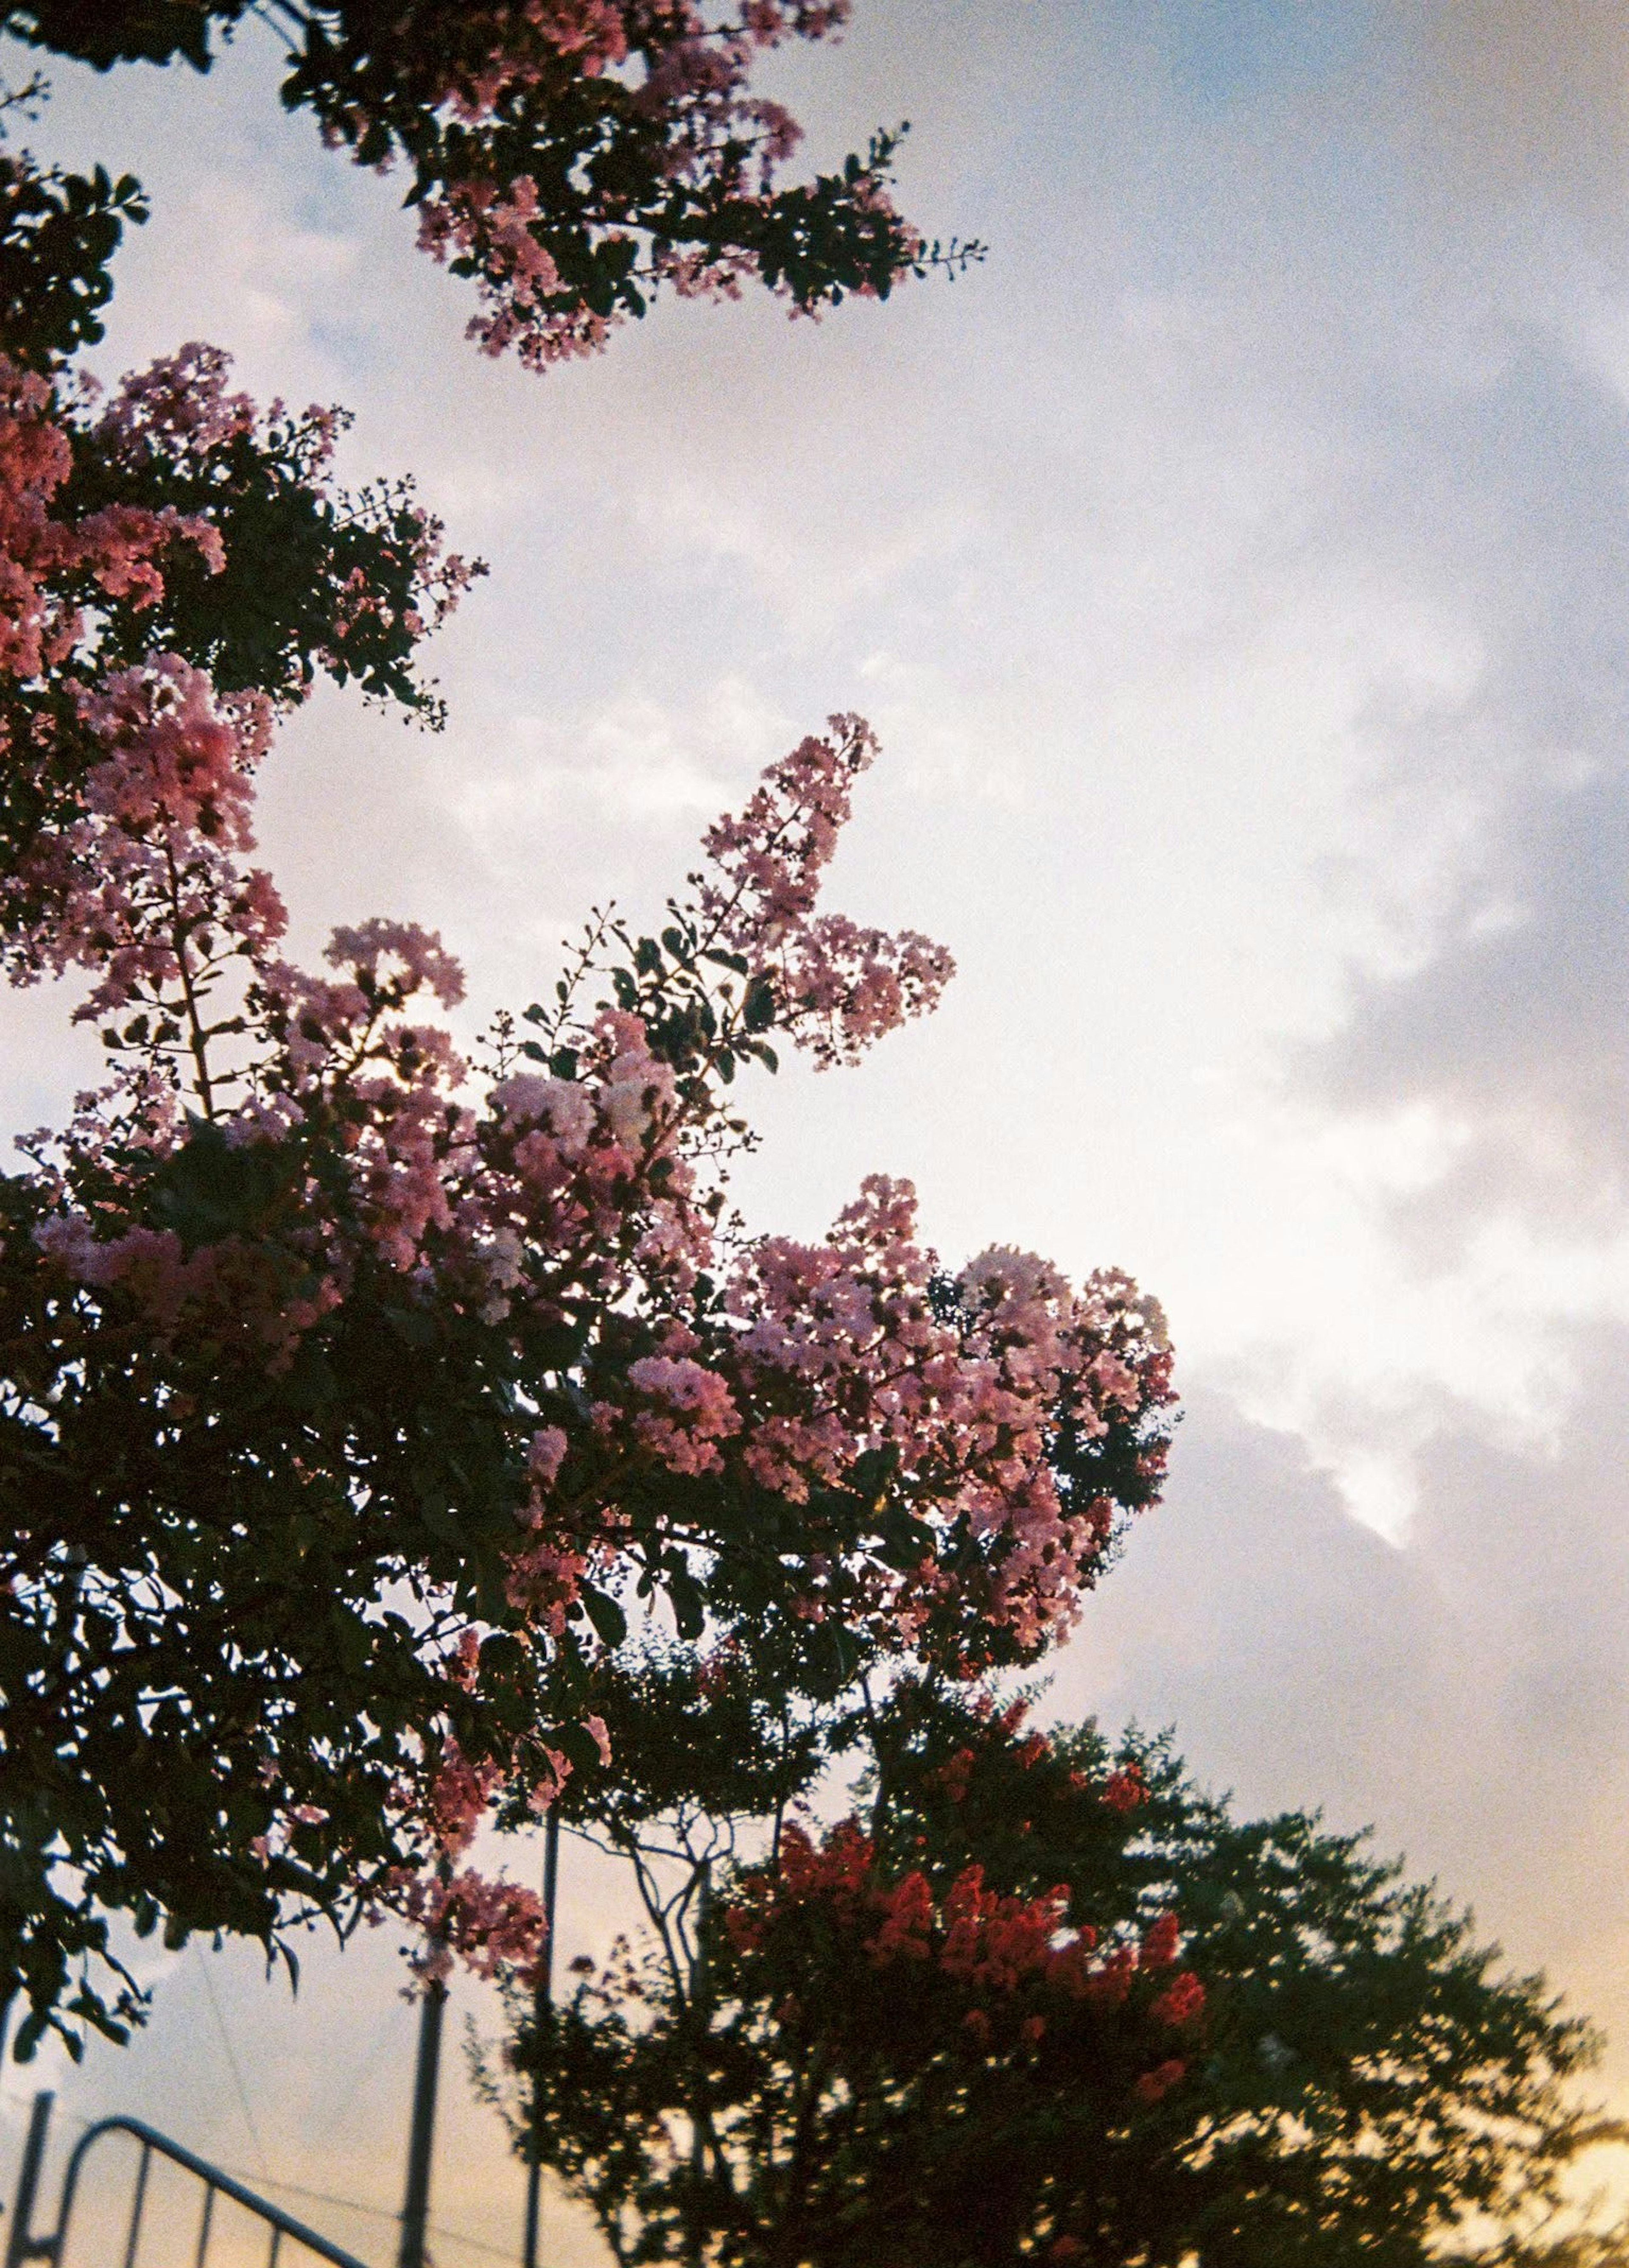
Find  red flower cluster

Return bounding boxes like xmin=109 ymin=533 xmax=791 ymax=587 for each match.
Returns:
xmin=1101 ymin=1762 xmax=1149 ymax=1814
xmin=720 ymin=1818 xmax=1206 ymax=2102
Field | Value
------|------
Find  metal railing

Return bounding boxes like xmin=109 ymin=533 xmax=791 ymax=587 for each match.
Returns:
xmin=4 ymin=2093 xmax=371 ymax=2268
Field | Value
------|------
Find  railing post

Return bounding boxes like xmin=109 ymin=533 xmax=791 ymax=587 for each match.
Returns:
xmin=193 ymin=2181 xmax=215 ymax=2268
xmin=396 ymin=1975 xmax=445 ymax=2268
xmin=120 ymin=2142 xmax=151 ymax=2268
xmin=3 ymin=2091 xmax=53 ymax=2268
xmin=54 ymin=2118 xmax=369 ymax=2268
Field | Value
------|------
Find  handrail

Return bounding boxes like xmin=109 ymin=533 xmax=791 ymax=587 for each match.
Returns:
xmin=8 ymin=2101 xmax=372 ymax=2268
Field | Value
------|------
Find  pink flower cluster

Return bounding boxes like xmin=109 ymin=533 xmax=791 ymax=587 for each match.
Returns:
xmin=700 ymin=716 xmax=871 ymax=940
xmin=415 ymin=178 xmax=600 ymax=366
xmin=384 ymin=3 xmax=896 ymax=370
xmin=5 ymin=653 xmax=286 ymax=1112
xmin=76 ymin=655 xmax=266 ymax=844
xmin=699 ymin=1177 xmax=1172 ymax=1648
xmin=775 ymin=910 xmax=954 ymax=1070
xmin=383 ymin=1711 xmax=607 ymax=1988
xmin=96 ymin=342 xmax=258 ymax=462
xmin=33 ymin=1209 xmax=341 ymax=1366
xmin=697 ymin=717 xmax=954 ymax=1064
xmin=434 ymin=0 xmax=633 ymax=112
xmin=625 ymin=1350 xmax=743 ymax=1474
xmin=0 ymin=343 xmax=478 ymax=1109
xmin=0 ymin=353 xmax=218 ymax=687
xmin=7 ymin=338 xmax=1172 ymax=1990
xmin=400 ymin=1866 xmax=551 ymax=1987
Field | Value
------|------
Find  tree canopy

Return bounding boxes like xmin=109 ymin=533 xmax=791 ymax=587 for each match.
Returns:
xmin=0 ymin=0 xmax=1028 ymax=2064
xmin=491 ymin=1657 xmax=1609 ymax=2268
xmin=0 ymin=91 xmax=1161 ymax=2051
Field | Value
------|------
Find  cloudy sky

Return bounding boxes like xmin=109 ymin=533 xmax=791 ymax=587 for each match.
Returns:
xmin=10 ymin=1 xmax=1629 ymax=2260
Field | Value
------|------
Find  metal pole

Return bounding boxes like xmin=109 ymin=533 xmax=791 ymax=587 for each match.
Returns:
xmin=521 ymin=1808 xmax=561 ymax=2268
xmin=396 ymin=1975 xmax=446 ymax=2268
xmin=4 ymin=2092 xmax=53 ymax=2268
xmin=687 ymin=1865 xmax=711 ymax=2268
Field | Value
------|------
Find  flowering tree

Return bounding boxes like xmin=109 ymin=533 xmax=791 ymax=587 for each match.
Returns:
xmin=1 ymin=38 xmax=1612 ymax=2268
xmin=4 ymin=2 xmax=977 ymax=372
xmin=0 ymin=249 xmax=1171 ymax=2059
xmin=0 ymin=0 xmax=1128 ymax=2061
xmin=493 ymin=1662 xmax=1604 ymax=2268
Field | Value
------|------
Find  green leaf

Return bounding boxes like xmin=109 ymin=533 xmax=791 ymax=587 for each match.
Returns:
xmin=666 ymin=1560 xmax=706 ymax=1641
xmin=551 ymin=1719 xmax=608 ymax=1777
xmin=581 ymin=1586 xmax=627 ymax=1649
xmin=743 ymin=974 xmax=777 ymax=1032
xmin=471 ymin=1548 xmax=512 ymax=1627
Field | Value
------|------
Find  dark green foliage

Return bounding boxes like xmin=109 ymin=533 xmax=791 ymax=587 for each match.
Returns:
xmin=873 ymin=1688 xmax=1606 ymax=2268
xmin=493 ymin=1663 xmax=1610 ymax=2268
xmin=0 ymin=146 xmax=147 ymax=368
xmin=59 ymin=381 xmax=477 ymax=721
xmin=1 ymin=2 xmax=242 ymax=70
xmin=0 ymin=1140 xmax=566 ymax=2057
xmin=3 ymin=3 xmax=962 ymax=368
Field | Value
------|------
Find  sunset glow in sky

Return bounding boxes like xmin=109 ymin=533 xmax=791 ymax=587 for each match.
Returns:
xmin=9 ymin=4 xmax=1629 ymax=2260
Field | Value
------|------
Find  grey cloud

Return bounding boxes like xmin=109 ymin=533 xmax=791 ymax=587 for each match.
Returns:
xmin=1289 ymin=327 xmax=1629 ymax=1237
xmin=1072 ymin=1363 xmax=1629 ymax=2078
xmin=1059 ymin=1388 xmax=1469 ymax=1842
xmin=1319 ymin=756 xmax=1629 ymax=1232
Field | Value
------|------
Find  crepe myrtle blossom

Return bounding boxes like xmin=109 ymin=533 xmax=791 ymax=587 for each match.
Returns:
xmin=282 ymin=1 xmax=945 ymax=375
xmin=316 ymin=0 xmax=935 ymax=371
xmin=6 ymin=696 xmax=1174 ymax=2022
xmin=674 ymin=1816 xmax=1208 ymax=2149
xmin=0 ymin=341 xmax=479 ymax=955
xmin=0 ymin=353 xmax=220 ymax=682
xmin=0 ymin=339 xmax=1170 ymax=2040
xmin=697 ymin=716 xmax=954 ymax=1066
xmin=9 ymin=3 xmax=981 ymax=376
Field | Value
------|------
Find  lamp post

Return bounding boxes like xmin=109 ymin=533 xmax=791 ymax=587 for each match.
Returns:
xmin=399 ymin=1807 xmax=561 ymax=2268
xmin=686 ymin=1862 xmax=711 ymax=2268
xmin=396 ymin=1963 xmax=446 ymax=2268
xmin=521 ymin=1808 xmax=561 ymax=2268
